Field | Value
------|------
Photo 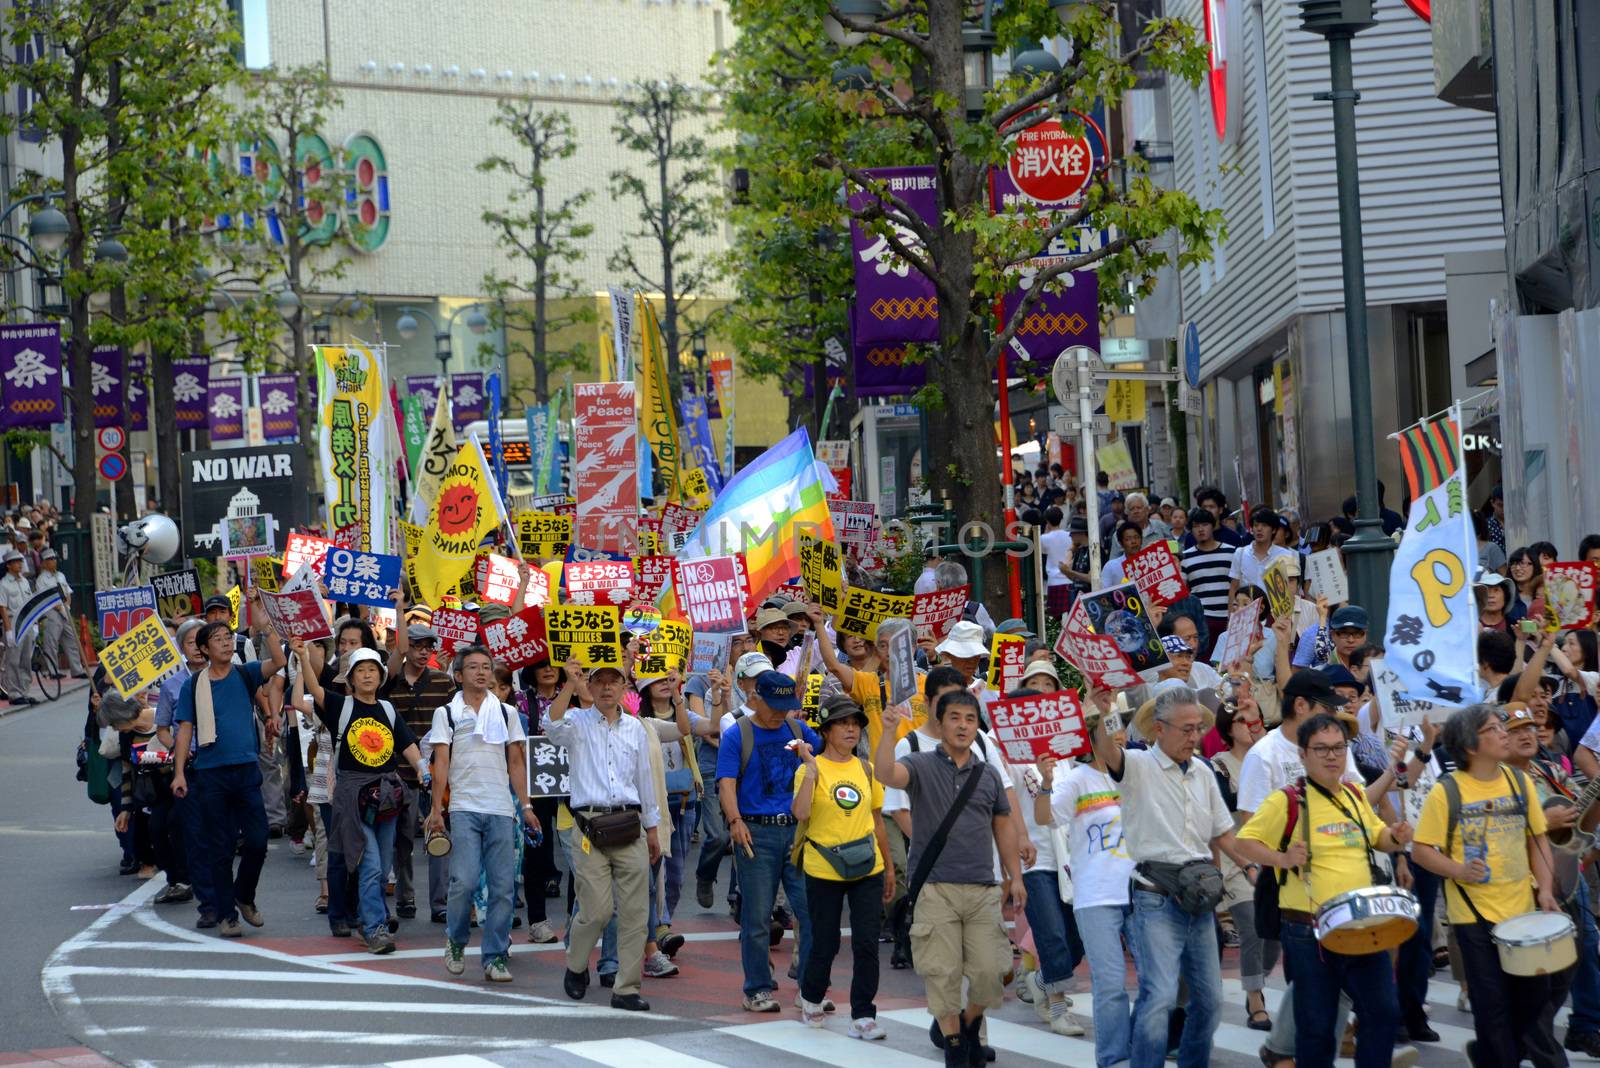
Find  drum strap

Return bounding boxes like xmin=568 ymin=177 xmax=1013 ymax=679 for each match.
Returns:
xmin=1306 ymin=778 xmax=1387 ymax=887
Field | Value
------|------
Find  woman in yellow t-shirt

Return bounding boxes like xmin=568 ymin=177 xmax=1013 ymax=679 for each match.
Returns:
xmin=790 ymin=694 xmax=894 ymax=1040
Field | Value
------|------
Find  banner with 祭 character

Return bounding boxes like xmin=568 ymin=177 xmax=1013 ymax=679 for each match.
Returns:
xmin=315 ymin=343 xmax=391 ymax=553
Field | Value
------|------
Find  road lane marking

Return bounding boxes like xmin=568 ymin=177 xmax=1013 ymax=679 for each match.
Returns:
xmin=81 ymin=995 xmax=615 ymax=1017
xmin=718 ymin=1021 xmax=939 ymax=1066
xmin=555 ymin=1036 xmax=727 ymax=1068
xmin=93 ymin=1027 xmax=550 ymax=1051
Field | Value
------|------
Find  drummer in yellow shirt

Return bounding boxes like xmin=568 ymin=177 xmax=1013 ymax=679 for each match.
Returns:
xmin=1236 ymin=712 xmax=1413 ymax=1068
xmin=1410 ymin=703 xmax=1567 ymax=1068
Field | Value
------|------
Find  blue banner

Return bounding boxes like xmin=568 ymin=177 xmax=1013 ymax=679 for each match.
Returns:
xmin=322 ymin=546 xmax=404 ymax=608
xmin=1381 ymin=474 xmax=1482 ymax=723
xmin=486 ymin=372 xmax=508 ymax=513
xmin=680 ymin=394 xmax=724 ymax=493
xmin=526 ymin=403 xmax=548 ymax=497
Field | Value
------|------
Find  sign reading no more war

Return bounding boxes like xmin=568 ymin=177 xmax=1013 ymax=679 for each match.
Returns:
xmin=672 ymin=555 xmax=750 ymax=634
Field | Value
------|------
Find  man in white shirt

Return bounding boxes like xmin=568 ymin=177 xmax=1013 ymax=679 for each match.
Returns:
xmin=426 ymin=646 xmax=538 ymax=984
xmin=1037 ymin=506 xmax=1075 ymax=620
xmin=1227 ymin=506 xmax=1298 ymax=602
xmin=548 ymin=660 xmax=662 ymax=1012
xmin=34 ymin=549 xmax=85 ymax=678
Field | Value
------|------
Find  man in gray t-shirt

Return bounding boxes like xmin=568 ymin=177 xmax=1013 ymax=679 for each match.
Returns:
xmin=875 ymin=691 xmax=1022 ymax=1066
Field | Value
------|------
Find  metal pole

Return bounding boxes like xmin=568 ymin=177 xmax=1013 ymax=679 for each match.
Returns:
xmin=1323 ymin=29 xmax=1394 ymax=623
xmin=1078 ymin=347 xmax=1102 ymax=590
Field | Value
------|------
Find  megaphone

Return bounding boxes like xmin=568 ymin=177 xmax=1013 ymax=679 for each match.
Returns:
xmin=117 ymin=514 xmax=180 ymax=565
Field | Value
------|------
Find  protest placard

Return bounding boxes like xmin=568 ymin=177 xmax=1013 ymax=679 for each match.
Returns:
xmin=565 ymin=560 xmax=635 ymax=607
xmin=835 ymin=587 xmax=913 ymax=640
xmin=473 ymin=552 xmax=527 ymax=607
xmin=633 ymin=555 xmax=675 ymax=604
xmin=799 ymin=533 xmax=845 ymax=615
xmin=399 ymin=520 xmax=423 ymax=559
xmin=99 ymin=613 xmax=184 ymax=697
xmin=1095 ymin=440 xmax=1138 ymax=491
xmin=621 ymin=603 xmax=663 ymax=637
xmin=1213 ymin=598 xmax=1262 ymax=668
xmin=226 ymin=585 xmax=241 ymax=629
xmin=680 ymin=466 xmax=713 ymax=508
xmin=1076 ymin=582 xmax=1168 ymax=674
xmin=913 ymin=585 xmax=968 ymax=641
xmin=283 ymin=532 xmax=335 ymax=579
xmin=257 ymin=585 xmax=334 ymax=642
xmin=634 ymin=517 xmax=663 ymax=557
xmin=1054 ymin=605 xmax=1142 ymax=690
xmin=322 ymin=546 xmax=402 ymax=608
xmin=1542 ymin=562 xmax=1599 ymax=630
xmin=1122 ymin=541 xmax=1189 ymax=607
xmin=573 ymin=383 xmax=638 ymax=551
xmin=525 ymin=735 xmax=571 ymax=798
xmin=250 ymin=556 xmax=282 ymax=593
xmin=515 ymin=511 xmax=571 ymax=559
xmin=660 ymin=502 xmax=700 ymax=536
xmin=1368 ymin=655 xmax=1438 ymax=729
xmin=673 ymin=555 xmax=750 ymax=634
xmin=772 ymin=582 xmax=808 ymax=603
xmin=636 ymin=618 xmax=692 ymax=679
xmin=220 ymin=513 xmax=275 ymax=558
xmin=545 ymin=605 xmax=624 ymax=668
xmin=1262 ymin=557 xmax=1296 ymax=622
xmin=528 ymin=493 xmax=576 ymax=515
xmin=481 ymin=605 xmax=549 ymax=668
xmin=827 ymin=499 xmax=876 ymax=547
xmin=280 ymin=562 xmax=320 ymax=595
xmin=689 ymin=631 xmax=731 ymax=676
xmin=989 ymin=690 xmax=1090 ymax=763
xmin=150 ymin=568 xmax=202 ymax=621
xmin=987 ymin=631 xmax=1028 ymax=693
xmin=430 ymin=607 xmax=481 ymax=659
xmin=96 ymin=585 xmax=157 ymax=641
xmin=882 ymin=619 xmax=918 ymax=707
xmin=1304 ymin=549 xmax=1349 ymax=605
xmin=803 ymin=672 xmax=824 ymax=726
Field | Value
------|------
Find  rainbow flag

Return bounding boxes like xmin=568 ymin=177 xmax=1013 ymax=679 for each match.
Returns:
xmin=671 ymin=427 xmax=835 ymax=615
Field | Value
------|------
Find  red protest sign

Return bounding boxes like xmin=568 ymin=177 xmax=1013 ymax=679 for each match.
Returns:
xmin=660 ymin=503 xmax=701 ymax=536
xmin=283 ymin=531 xmax=335 ymax=579
xmin=481 ymin=605 xmax=550 ymax=668
xmin=1054 ymin=603 xmax=1141 ymax=690
xmin=565 ymin=560 xmax=635 ymax=607
xmin=673 ymin=555 xmax=750 ymax=634
xmin=1122 ymin=541 xmax=1189 ymax=606
xmin=1542 ymin=562 xmax=1599 ymax=630
xmin=989 ymin=690 xmax=1090 ymax=763
xmin=431 ymin=607 xmax=480 ymax=659
xmin=474 ymin=553 xmax=524 ymax=607
xmin=257 ymin=586 xmax=333 ymax=642
xmin=634 ymin=555 xmax=675 ymax=604
xmin=913 ymin=584 xmax=969 ymax=641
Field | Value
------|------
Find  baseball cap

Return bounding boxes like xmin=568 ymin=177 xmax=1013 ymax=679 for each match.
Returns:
xmin=203 ymin=594 xmax=232 ymax=613
xmin=753 ymin=670 xmax=801 ymax=711
xmin=734 ymin=651 xmax=774 ymax=679
xmin=753 ymin=607 xmax=790 ymax=631
xmin=1316 ymin=664 xmax=1366 ymax=693
xmin=1504 ymin=704 xmax=1537 ymax=732
xmin=38 ymin=548 xmax=55 ymax=560
xmin=1281 ymin=669 xmax=1347 ymax=711
xmin=586 ymin=664 xmax=626 ymax=681
xmin=1329 ymin=605 xmax=1369 ymax=632
xmin=407 ymin=623 xmax=438 ymax=644
xmin=1160 ymin=634 xmax=1192 ymax=657
xmin=1280 ymin=557 xmax=1301 ymax=577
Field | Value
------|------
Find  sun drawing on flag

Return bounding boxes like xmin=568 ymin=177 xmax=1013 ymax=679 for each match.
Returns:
xmin=437 ymin=482 xmax=479 ymax=535
xmin=347 ymin=717 xmax=394 ymax=767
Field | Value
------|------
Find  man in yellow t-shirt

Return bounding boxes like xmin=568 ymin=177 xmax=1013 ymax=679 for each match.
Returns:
xmin=1236 ymin=712 xmax=1411 ymax=1068
xmin=808 ymin=603 xmax=923 ymax=749
xmin=1411 ymin=702 xmax=1567 ymax=1068
xmin=790 ymin=695 xmax=893 ymax=1038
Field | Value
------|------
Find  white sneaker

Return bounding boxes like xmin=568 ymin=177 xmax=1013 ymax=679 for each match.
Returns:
xmin=799 ymin=997 xmax=827 ymax=1028
xmin=849 ymin=1017 xmax=887 ymax=1041
xmin=526 ymin=920 xmax=557 ymax=944
xmin=1457 ymin=990 xmax=1470 ymax=1013
xmin=1049 ymin=1006 xmax=1087 ymax=1037
xmin=642 ymin=951 xmax=679 ymax=978
xmin=793 ymin=993 xmax=835 ymax=1014
xmin=1026 ymin=973 xmax=1050 ymax=1023
xmin=1016 ymin=971 xmax=1036 ymax=1004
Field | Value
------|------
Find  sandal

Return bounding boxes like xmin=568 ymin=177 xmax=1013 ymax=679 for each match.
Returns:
xmin=314 ymin=893 xmax=328 ymax=914
xmin=1246 ymin=991 xmax=1271 ymax=1031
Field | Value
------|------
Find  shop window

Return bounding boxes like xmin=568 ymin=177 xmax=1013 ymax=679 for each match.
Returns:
xmin=228 ymin=0 xmax=271 ymax=70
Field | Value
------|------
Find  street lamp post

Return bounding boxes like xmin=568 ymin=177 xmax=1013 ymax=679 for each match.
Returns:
xmin=1300 ymin=0 xmax=1394 ymax=624
xmin=397 ymin=302 xmax=491 ymax=380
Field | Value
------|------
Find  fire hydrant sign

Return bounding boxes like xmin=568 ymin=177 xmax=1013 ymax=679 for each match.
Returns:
xmin=1004 ymin=118 xmax=1094 ymax=206
xmin=1122 ymin=541 xmax=1189 ymax=607
xmin=481 ymin=605 xmax=549 ymax=668
xmin=989 ymin=690 xmax=1090 ymax=763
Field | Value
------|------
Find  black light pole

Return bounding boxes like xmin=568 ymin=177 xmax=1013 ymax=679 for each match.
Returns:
xmin=1301 ymin=0 xmax=1393 ymax=624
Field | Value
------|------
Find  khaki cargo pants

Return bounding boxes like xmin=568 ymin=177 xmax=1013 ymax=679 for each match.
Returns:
xmin=910 ymin=881 xmax=1011 ymax=1019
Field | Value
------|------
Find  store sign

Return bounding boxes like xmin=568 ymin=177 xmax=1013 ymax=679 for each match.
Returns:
xmin=1202 ymin=0 xmax=1243 ymax=145
xmin=220 ymin=131 xmax=390 ymax=253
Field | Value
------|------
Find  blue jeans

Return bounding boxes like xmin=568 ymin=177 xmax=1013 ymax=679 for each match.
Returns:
xmin=1077 ymin=903 xmax=1134 ymax=1068
xmin=177 ymin=783 xmax=215 ymax=918
xmin=662 ymin=796 xmax=696 ymax=924
xmin=193 ymin=762 xmax=268 ymax=924
xmin=356 ymin=818 xmax=397 ymax=939
xmin=1568 ymin=894 xmax=1600 ymax=1035
xmin=1128 ymin=889 xmax=1221 ymax=1068
xmin=1281 ymin=921 xmax=1397 ymax=1068
xmin=1022 ymin=870 xmax=1084 ymax=991
xmin=447 ymin=810 xmax=516 ymax=962
xmin=733 ymin=820 xmax=811 ymax=997
xmin=559 ymin=827 xmax=616 ymax=976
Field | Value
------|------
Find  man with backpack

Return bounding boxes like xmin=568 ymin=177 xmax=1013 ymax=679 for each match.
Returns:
xmin=1412 ymin=703 xmax=1568 ymax=1067
xmin=426 ymin=645 xmax=539 ymax=983
xmin=715 ymin=670 xmax=819 ymax=1014
xmin=1236 ymin=712 xmax=1414 ymax=1068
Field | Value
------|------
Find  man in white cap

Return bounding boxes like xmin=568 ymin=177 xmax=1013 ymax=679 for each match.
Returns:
xmin=34 ymin=548 xmax=86 ymax=678
xmin=549 ymin=659 xmax=661 ymax=1012
xmin=935 ymin=620 xmax=991 ymax=707
xmin=0 ymin=548 xmax=36 ymax=703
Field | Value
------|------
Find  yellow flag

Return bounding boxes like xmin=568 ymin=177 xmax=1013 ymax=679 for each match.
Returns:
xmin=637 ymin=298 xmax=682 ymax=499
xmin=410 ymin=382 xmax=457 ymax=524
xmin=412 ymin=437 xmax=506 ymax=607
xmin=599 ymin=334 xmax=614 ymax=384
xmin=1106 ymin=379 xmax=1146 ymax=424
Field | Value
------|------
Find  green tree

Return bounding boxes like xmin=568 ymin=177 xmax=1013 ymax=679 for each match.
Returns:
xmin=609 ymin=78 xmax=718 ymax=399
xmin=721 ymin=0 xmax=1222 ymax=602
xmin=478 ymin=101 xmax=595 ymax=405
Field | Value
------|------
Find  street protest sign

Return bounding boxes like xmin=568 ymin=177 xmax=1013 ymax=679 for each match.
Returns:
xmin=621 ymin=603 xmax=663 ymax=637
xmin=673 ymin=555 xmax=750 ymax=634
xmin=913 ymin=585 xmax=968 ymax=641
xmin=322 ymin=546 xmax=401 ymax=609
xmin=636 ymin=618 xmax=692 ymax=679
xmin=689 ymin=631 xmax=731 ymax=676
xmin=989 ymin=690 xmax=1090 ymax=763
xmin=565 ymin=560 xmax=635 ymax=607
xmin=827 ymin=499 xmax=876 ymax=547
xmin=514 ymin=511 xmax=572 ymax=559
xmin=545 ymin=605 xmax=624 ymax=668
xmin=633 ymin=554 xmax=675 ymax=604
xmin=474 ymin=552 xmax=535 ymax=607
xmin=1095 ymin=440 xmax=1138 ymax=491
xmin=257 ymin=585 xmax=333 ymax=642
xmin=1262 ymin=557 xmax=1296 ymax=621
xmin=660 ymin=502 xmax=700 ymax=536
xmin=283 ymin=531 xmax=336 ymax=579
xmin=987 ymin=631 xmax=1028 ymax=693
xmin=430 ymin=607 xmax=480 ymax=660
xmin=180 ymin=444 xmax=307 ymax=557
xmin=1122 ymin=541 xmax=1189 ymax=607
xmin=525 ymin=736 xmax=571 ymax=798
xmin=1305 ymin=549 xmax=1349 ymax=605
xmin=800 ymin=533 xmax=846 ymax=615
xmin=96 ymin=585 xmax=157 ymax=641
xmin=835 ymin=587 xmax=913 ymax=640
xmin=1054 ymin=611 xmax=1141 ymax=691
xmin=881 ymin=619 xmax=918 ymax=708
xmin=1213 ymin=599 xmax=1262 ymax=668
xmin=226 ymin=586 xmax=241 ymax=630
xmin=481 ymin=605 xmax=549 ymax=669
xmin=220 ymin=513 xmax=275 ymax=558
xmin=1368 ymin=655 xmax=1437 ymax=729
xmin=99 ymin=613 xmax=184 ymax=697
xmin=1075 ymin=582 xmax=1168 ymax=674
xmin=250 ymin=556 xmax=282 ymax=593
xmin=802 ymin=673 xmax=824 ymax=726
xmin=150 ymin=568 xmax=202 ymax=622
xmin=1542 ymin=562 xmax=1599 ymax=630
xmin=280 ymin=561 xmax=320 ymax=595
xmin=573 ymin=383 xmax=638 ymax=552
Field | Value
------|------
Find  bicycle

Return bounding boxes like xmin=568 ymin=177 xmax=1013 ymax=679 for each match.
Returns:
xmin=31 ymin=643 xmax=59 ymax=702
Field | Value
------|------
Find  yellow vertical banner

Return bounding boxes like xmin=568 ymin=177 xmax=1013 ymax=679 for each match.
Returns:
xmin=637 ymin=298 xmax=682 ymax=500
xmin=315 ymin=343 xmax=391 ymax=552
xmin=1105 ymin=379 xmax=1146 ymax=424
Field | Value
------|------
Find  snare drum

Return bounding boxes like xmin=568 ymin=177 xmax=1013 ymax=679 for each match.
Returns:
xmin=1313 ymin=886 xmax=1420 ymax=954
xmin=1492 ymin=911 xmax=1577 ymax=976
xmin=425 ymin=830 xmax=452 ymax=858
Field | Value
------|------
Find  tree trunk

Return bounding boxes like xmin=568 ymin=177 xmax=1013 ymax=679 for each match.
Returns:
xmin=153 ymin=341 xmax=183 ymax=522
xmin=292 ymin=308 xmax=315 ymax=453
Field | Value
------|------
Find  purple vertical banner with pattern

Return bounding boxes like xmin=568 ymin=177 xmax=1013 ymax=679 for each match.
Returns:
xmin=258 ymin=373 xmax=299 ymax=441
xmin=207 ymin=375 xmax=245 ymax=441
xmin=127 ymin=354 xmax=149 ymax=432
xmin=91 ymin=345 xmax=124 ymax=427
xmin=450 ymin=372 xmax=484 ymax=432
xmin=0 ymin=322 xmax=64 ymax=429
xmin=847 ymin=166 xmax=940 ymax=344
xmin=172 ymin=357 xmax=210 ymax=429
xmin=406 ymin=374 xmax=440 ymax=418
xmin=852 ymin=303 xmax=925 ymax=397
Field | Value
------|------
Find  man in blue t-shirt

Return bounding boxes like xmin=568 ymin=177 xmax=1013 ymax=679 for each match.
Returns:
xmin=172 ymin=614 xmax=286 ymax=938
xmin=715 ymin=671 xmax=820 ymax=1013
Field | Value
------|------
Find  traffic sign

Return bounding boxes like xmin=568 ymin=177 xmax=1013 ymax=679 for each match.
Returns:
xmin=1184 ymin=321 xmax=1201 ymax=387
xmin=97 ymin=426 xmax=125 ymax=452
xmin=1053 ymin=412 xmax=1112 ymax=437
xmin=98 ymin=452 xmax=127 ymax=481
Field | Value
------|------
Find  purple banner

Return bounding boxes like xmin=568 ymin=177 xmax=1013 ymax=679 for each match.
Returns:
xmin=207 ymin=375 xmax=245 ymax=441
xmin=406 ymin=374 xmax=441 ymax=417
xmin=0 ymin=322 xmax=64 ymax=429
xmin=173 ymin=357 xmax=210 ymax=429
xmin=127 ymin=354 xmax=148 ymax=432
xmin=848 ymin=166 xmax=939 ymax=345
xmin=91 ymin=345 xmax=123 ymax=427
xmin=852 ymin=303 xmax=924 ymax=397
xmin=258 ymin=373 xmax=298 ymax=441
xmin=450 ymin=372 xmax=484 ymax=432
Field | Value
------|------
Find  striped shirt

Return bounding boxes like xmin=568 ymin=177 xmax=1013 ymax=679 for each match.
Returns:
xmin=1183 ymin=543 xmax=1235 ymax=616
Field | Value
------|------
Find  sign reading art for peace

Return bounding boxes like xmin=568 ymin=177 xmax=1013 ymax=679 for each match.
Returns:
xmin=564 ymin=560 xmax=634 ymax=607
xmin=150 ymin=568 xmax=203 ymax=621
xmin=1122 ymin=541 xmax=1188 ymax=607
xmin=322 ymin=546 xmax=402 ymax=608
xmin=99 ymin=613 xmax=184 ymax=697
xmin=257 ymin=585 xmax=334 ymax=642
xmin=545 ymin=605 xmax=624 ymax=668
xmin=430 ymin=608 xmax=481 ymax=660
xmin=96 ymin=585 xmax=157 ymax=641
xmin=636 ymin=618 xmax=692 ymax=679
xmin=800 ymin=533 xmax=845 ymax=615
xmin=672 ymin=555 xmax=749 ymax=634
xmin=481 ymin=606 xmax=550 ymax=668
xmin=989 ymin=690 xmax=1089 ymax=763
xmin=835 ymin=587 xmax=913 ymax=640
xmin=912 ymin=584 xmax=968 ymax=641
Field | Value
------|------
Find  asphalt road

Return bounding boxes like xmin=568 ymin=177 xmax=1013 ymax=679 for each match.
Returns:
xmin=8 ymin=682 xmax=1595 ymax=1067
